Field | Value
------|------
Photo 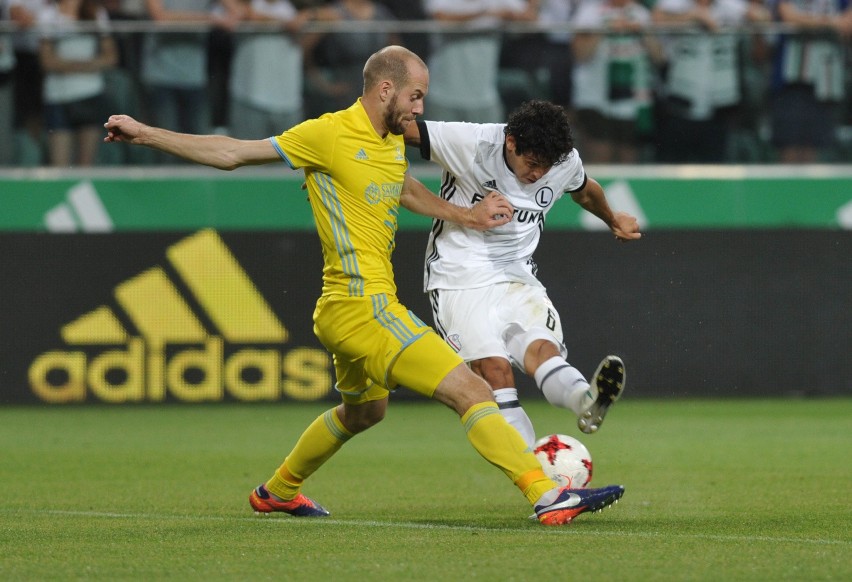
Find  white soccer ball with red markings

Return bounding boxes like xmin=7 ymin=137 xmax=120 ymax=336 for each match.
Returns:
xmin=533 ymin=434 xmax=593 ymax=489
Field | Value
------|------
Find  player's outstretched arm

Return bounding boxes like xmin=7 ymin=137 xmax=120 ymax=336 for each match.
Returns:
xmin=103 ymin=114 xmax=281 ymax=170
xmin=400 ymin=175 xmax=514 ymax=231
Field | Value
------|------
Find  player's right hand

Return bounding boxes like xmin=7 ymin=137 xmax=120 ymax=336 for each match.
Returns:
xmin=611 ymin=211 xmax=642 ymax=242
xmin=469 ymin=190 xmax=514 ymax=231
xmin=103 ymin=114 xmax=144 ymax=144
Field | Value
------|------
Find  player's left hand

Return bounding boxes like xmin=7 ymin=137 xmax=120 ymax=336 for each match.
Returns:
xmin=611 ymin=211 xmax=642 ymax=242
xmin=468 ymin=190 xmax=514 ymax=231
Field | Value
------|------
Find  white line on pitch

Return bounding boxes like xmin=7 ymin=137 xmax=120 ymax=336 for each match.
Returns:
xmin=10 ymin=509 xmax=848 ymax=547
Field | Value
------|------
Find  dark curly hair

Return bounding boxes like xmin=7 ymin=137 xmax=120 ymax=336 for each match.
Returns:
xmin=504 ymin=100 xmax=574 ymax=167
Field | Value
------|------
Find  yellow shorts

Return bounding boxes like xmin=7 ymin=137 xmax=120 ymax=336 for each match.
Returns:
xmin=313 ymin=293 xmax=463 ymax=403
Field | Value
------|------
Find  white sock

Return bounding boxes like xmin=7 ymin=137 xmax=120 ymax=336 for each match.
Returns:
xmin=534 ymin=486 xmax=562 ymax=507
xmin=493 ymin=387 xmax=536 ymax=448
xmin=533 ymin=356 xmax=593 ymax=416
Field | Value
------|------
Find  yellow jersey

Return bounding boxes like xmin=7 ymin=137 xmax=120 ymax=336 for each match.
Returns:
xmin=270 ymin=100 xmax=408 ymax=298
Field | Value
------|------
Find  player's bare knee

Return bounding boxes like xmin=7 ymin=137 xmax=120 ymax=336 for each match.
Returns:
xmin=341 ymin=412 xmax=383 ymax=434
xmin=471 ymin=356 xmax=514 ymax=389
xmin=338 ymin=400 xmax=387 ymax=434
xmin=524 ymin=339 xmax=562 ymax=375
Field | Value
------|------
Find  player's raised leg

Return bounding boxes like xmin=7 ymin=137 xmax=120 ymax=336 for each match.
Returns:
xmin=507 ymin=328 xmax=626 ymax=434
xmin=578 ymin=355 xmax=626 ymax=434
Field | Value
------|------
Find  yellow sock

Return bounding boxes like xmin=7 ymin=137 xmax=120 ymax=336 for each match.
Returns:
xmin=461 ymin=402 xmax=557 ymax=505
xmin=266 ymin=407 xmax=353 ymax=500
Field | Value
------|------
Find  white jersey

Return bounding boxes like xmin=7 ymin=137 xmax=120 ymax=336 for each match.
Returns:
xmin=418 ymin=120 xmax=587 ymax=291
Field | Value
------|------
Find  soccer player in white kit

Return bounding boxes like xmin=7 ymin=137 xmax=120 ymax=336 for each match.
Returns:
xmin=404 ymin=100 xmax=642 ymax=446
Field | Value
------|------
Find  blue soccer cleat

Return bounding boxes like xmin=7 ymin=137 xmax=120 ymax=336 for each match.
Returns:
xmin=534 ymin=484 xmax=625 ymax=526
xmin=249 ymin=484 xmax=330 ymax=517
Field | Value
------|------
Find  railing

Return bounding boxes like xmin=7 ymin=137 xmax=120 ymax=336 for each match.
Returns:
xmin=0 ymin=20 xmax=849 ymax=166
xmin=0 ymin=20 xmax=836 ymax=33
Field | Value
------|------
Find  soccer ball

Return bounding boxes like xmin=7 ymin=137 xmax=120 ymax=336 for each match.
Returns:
xmin=533 ymin=434 xmax=593 ymax=489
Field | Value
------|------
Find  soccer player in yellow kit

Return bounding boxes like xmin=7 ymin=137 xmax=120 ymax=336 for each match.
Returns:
xmin=104 ymin=45 xmax=624 ymax=525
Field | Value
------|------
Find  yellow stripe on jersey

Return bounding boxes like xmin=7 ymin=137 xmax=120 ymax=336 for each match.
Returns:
xmin=270 ymin=99 xmax=408 ymax=298
xmin=371 ymin=293 xmax=421 ymax=348
xmin=315 ymin=171 xmax=364 ymax=297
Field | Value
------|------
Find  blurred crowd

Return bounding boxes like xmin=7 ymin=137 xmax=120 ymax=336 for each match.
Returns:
xmin=1 ymin=0 xmax=851 ymax=167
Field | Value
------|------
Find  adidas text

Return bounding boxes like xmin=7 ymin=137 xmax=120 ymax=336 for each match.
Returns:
xmin=27 ymin=230 xmax=333 ymax=404
xmin=30 ymin=338 xmax=330 ymax=403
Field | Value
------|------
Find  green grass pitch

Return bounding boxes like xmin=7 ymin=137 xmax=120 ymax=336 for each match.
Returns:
xmin=1 ymin=398 xmax=849 ymax=581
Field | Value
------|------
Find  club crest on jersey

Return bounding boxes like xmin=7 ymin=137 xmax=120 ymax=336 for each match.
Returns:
xmin=446 ymin=334 xmax=462 ymax=352
xmin=535 ymin=187 xmax=554 ymax=208
xmin=481 ymin=180 xmax=497 ymax=190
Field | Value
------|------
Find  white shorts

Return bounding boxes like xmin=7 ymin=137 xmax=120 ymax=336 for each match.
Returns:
xmin=429 ymin=282 xmax=567 ymax=368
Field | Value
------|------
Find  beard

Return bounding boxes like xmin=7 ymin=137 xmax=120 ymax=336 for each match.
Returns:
xmin=384 ymin=99 xmax=409 ymax=135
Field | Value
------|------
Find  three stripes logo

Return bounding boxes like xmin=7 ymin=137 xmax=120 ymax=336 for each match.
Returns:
xmin=44 ymin=181 xmax=113 ymax=233
xmin=29 ymin=230 xmax=331 ymax=404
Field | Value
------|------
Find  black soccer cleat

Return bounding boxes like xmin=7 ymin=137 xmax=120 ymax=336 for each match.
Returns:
xmin=578 ymin=355 xmax=625 ymax=434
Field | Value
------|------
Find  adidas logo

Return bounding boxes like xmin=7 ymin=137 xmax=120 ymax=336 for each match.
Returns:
xmin=355 ymin=149 xmax=369 ymax=160
xmin=28 ymin=229 xmax=331 ymax=404
xmin=482 ymin=180 xmax=497 ymax=191
xmin=44 ymin=181 xmax=113 ymax=233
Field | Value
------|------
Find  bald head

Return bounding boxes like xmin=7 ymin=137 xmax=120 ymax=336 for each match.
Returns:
xmin=363 ymin=45 xmax=427 ymax=94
